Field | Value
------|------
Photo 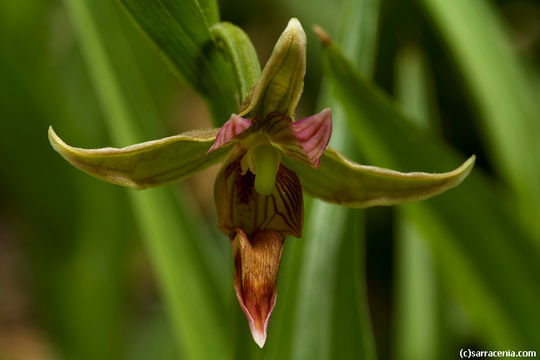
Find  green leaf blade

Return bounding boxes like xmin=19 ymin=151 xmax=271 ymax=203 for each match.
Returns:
xmin=285 ymin=1 xmax=380 ymax=359
xmin=321 ymin=38 xmax=540 ymax=348
xmin=62 ymin=0 xmax=233 ymax=357
xmin=420 ymin=0 xmax=540 ymax=235
xmin=118 ymin=0 xmax=237 ymax=123
xmin=393 ymin=45 xmax=442 ymax=360
xmin=197 ymin=0 xmax=220 ymax=25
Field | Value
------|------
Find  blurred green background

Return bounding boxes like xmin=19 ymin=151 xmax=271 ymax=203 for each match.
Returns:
xmin=1 ymin=0 xmax=539 ymax=359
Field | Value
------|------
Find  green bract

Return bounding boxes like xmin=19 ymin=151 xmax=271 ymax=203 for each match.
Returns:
xmin=48 ymin=18 xmax=474 ymax=348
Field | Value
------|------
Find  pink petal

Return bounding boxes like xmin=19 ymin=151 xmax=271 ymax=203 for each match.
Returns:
xmin=291 ymin=108 xmax=332 ymax=168
xmin=207 ymin=114 xmax=252 ymax=154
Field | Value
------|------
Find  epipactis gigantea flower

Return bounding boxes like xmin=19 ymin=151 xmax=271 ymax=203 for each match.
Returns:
xmin=48 ymin=18 xmax=475 ymax=348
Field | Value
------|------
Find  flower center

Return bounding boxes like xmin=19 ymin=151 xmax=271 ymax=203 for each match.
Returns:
xmin=238 ymin=133 xmax=282 ymax=195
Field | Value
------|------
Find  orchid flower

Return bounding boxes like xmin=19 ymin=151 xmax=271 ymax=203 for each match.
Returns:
xmin=48 ymin=18 xmax=474 ymax=348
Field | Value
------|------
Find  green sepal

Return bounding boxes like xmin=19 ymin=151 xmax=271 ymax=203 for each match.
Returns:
xmin=49 ymin=127 xmax=229 ymax=189
xmin=282 ymin=147 xmax=475 ymax=208
xmin=210 ymin=22 xmax=261 ymax=102
xmin=239 ymin=18 xmax=306 ymax=120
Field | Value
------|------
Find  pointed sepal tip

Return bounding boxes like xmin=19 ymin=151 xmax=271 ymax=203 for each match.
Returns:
xmin=252 ymin=327 xmax=267 ymax=348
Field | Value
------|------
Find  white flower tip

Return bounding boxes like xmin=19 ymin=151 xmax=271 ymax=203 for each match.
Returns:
xmin=284 ymin=18 xmax=306 ymax=42
xmin=287 ymin=18 xmax=301 ymax=30
xmin=251 ymin=327 xmax=267 ymax=348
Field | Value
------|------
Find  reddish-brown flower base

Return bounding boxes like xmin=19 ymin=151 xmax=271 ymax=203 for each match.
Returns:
xmin=231 ymin=228 xmax=284 ymax=347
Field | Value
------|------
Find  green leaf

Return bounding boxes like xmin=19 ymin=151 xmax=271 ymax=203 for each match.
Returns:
xmin=393 ymin=45 xmax=441 ymax=360
xmin=420 ymin=0 xmax=540 ymax=236
xmin=394 ymin=218 xmax=439 ymax=360
xmin=0 ymin=2 xmax=141 ymax=358
xmin=284 ymin=1 xmax=380 ymax=359
xmin=320 ymin=38 xmax=540 ymax=348
xmin=210 ymin=22 xmax=261 ymax=101
xmin=128 ymin=187 xmax=232 ymax=359
xmin=284 ymin=148 xmax=474 ymax=208
xmin=118 ymin=0 xmax=237 ymax=124
xmin=62 ymin=0 xmax=233 ymax=358
xmin=49 ymin=127 xmax=229 ymax=189
xmin=239 ymin=18 xmax=306 ymax=120
xmin=198 ymin=0 xmax=220 ymax=25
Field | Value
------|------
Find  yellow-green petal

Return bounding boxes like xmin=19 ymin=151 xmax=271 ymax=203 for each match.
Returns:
xmin=49 ymin=127 xmax=229 ymax=189
xmin=283 ymin=147 xmax=475 ymax=208
xmin=238 ymin=18 xmax=306 ymax=120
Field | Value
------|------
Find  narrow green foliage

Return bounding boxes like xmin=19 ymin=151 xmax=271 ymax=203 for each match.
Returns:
xmin=421 ymin=0 xmax=540 ymax=237
xmin=321 ymin=38 xmax=540 ymax=348
xmin=288 ymin=1 xmax=380 ymax=359
xmin=63 ymin=0 xmax=232 ymax=358
xmin=393 ymin=46 xmax=440 ymax=360
xmin=118 ymin=0 xmax=237 ymax=124
xmin=198 ymin=0 xmax=220 ymax=25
